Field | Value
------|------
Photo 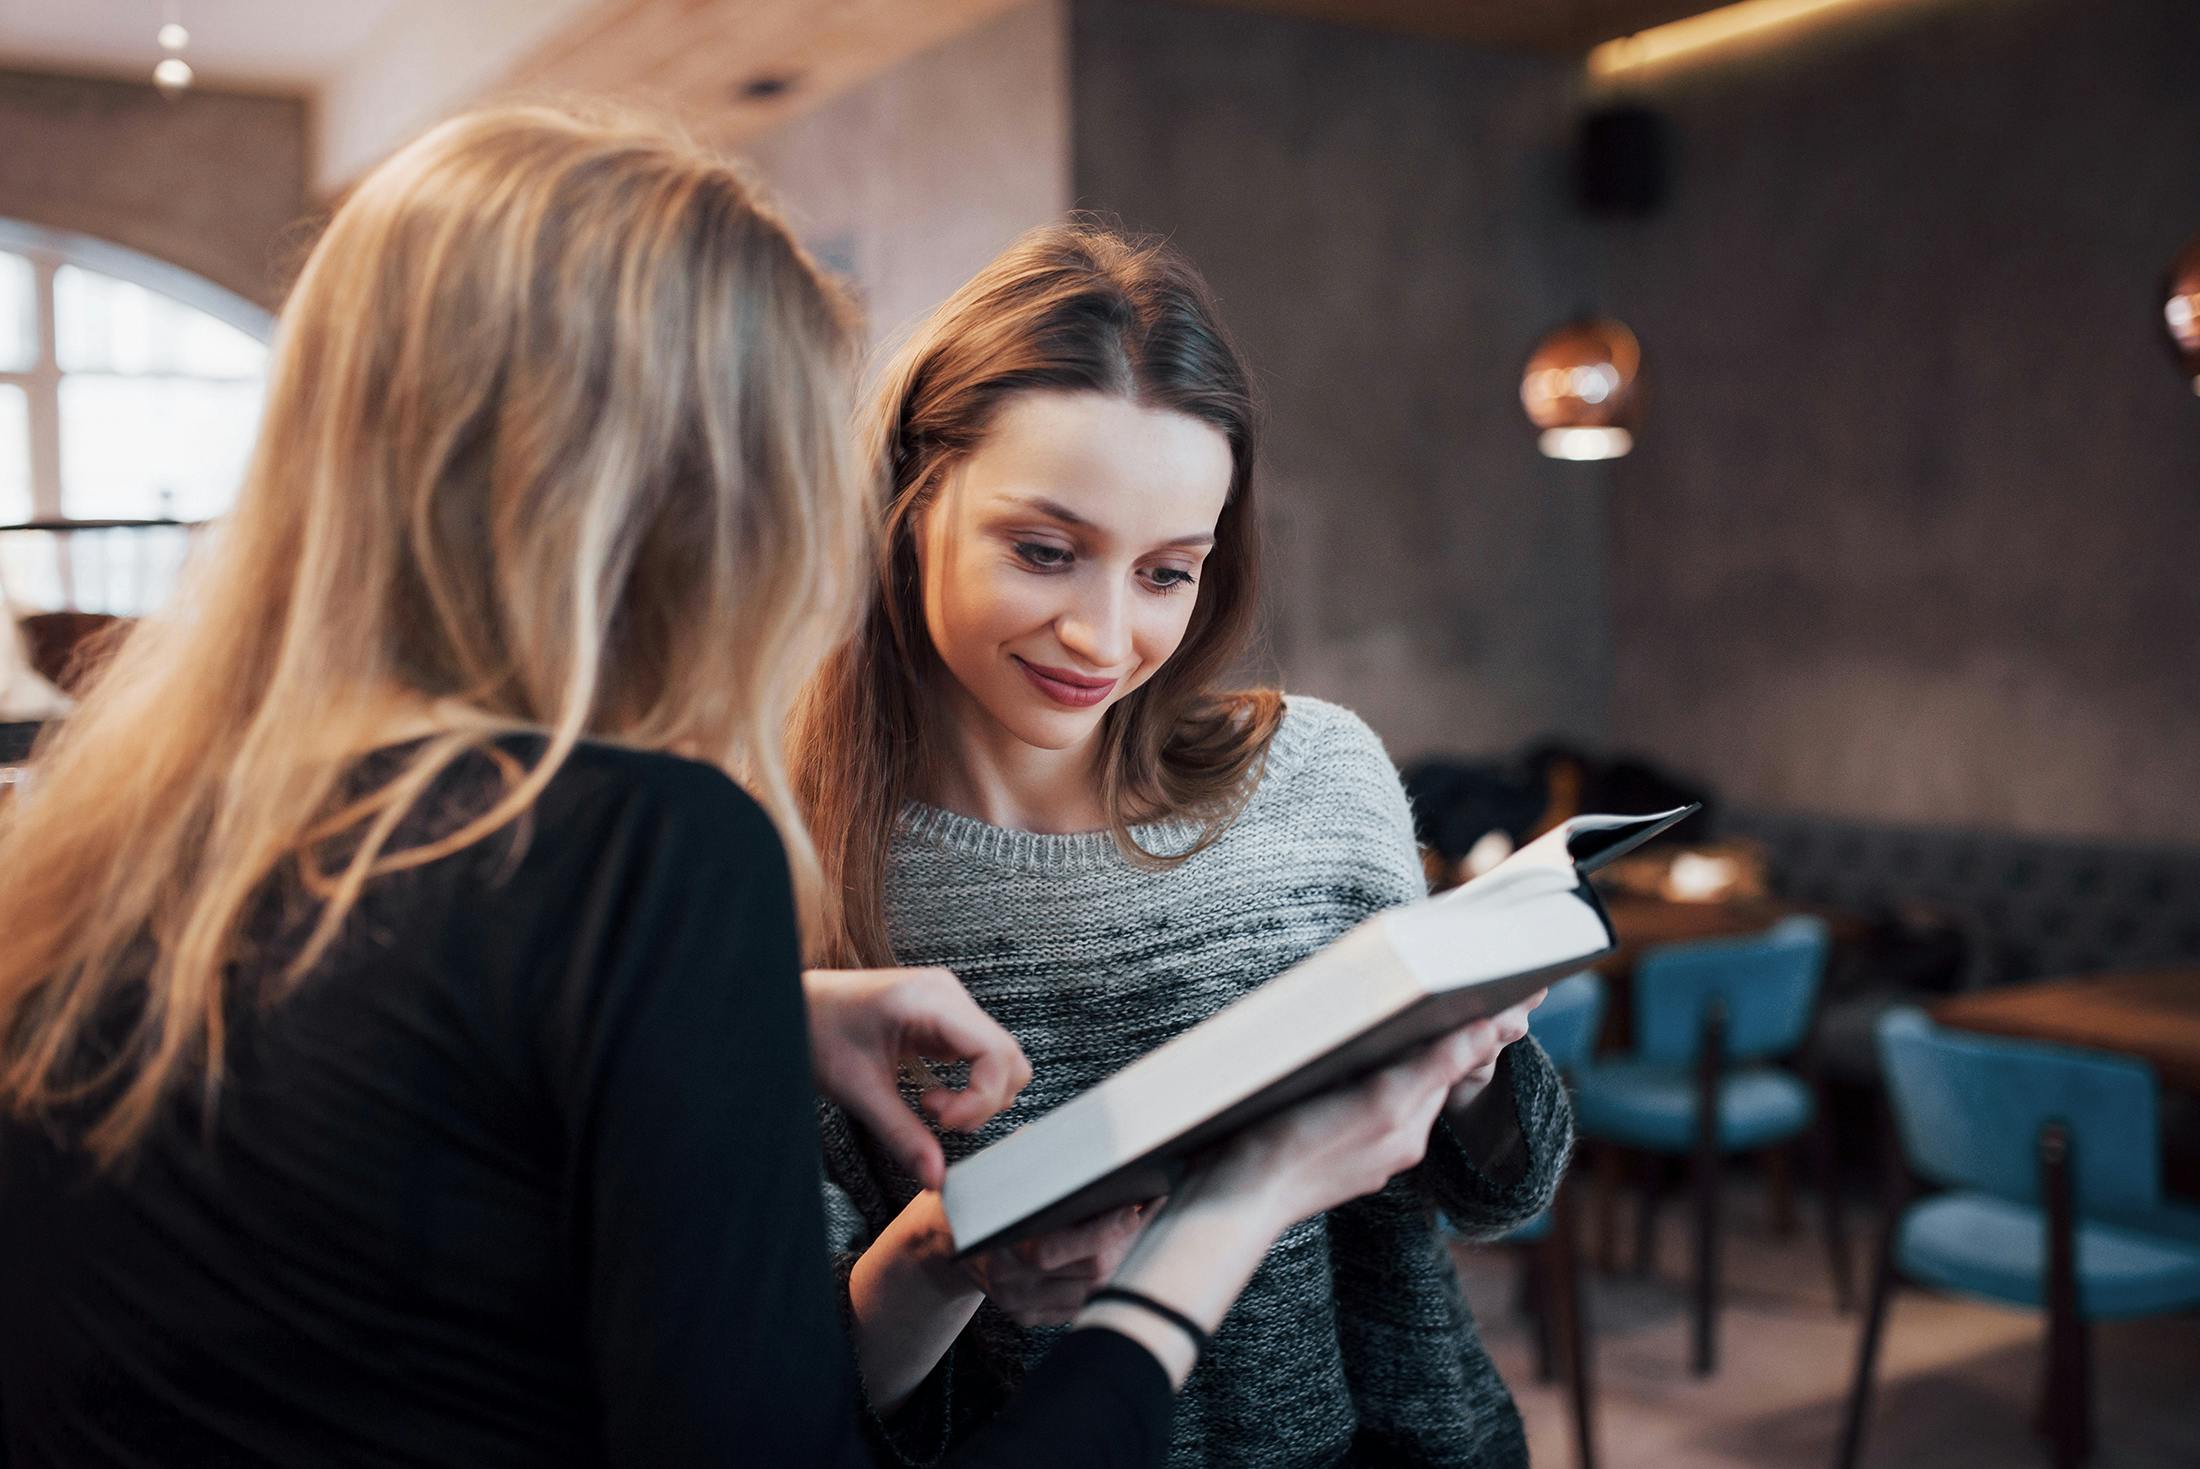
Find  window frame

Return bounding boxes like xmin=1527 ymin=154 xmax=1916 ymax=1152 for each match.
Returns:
xmin=0 ymin=218 xmax=274 ymax=526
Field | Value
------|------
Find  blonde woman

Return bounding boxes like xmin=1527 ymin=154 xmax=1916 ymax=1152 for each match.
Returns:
xmin=794 ymin=224 xmax=1569 ymax=1467
xmin=0 ymin=111 xmax=1500 ymax=1468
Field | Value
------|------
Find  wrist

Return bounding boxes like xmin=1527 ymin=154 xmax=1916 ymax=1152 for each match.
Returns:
xmin=1440 ymin=1058 xmax=1530 ymax=1186
xmin=1443 ymin=1083 xmax=1487 ymax=1123
xmin=861 ymin=1192 xmax=983 ymax=1309
xmin=1444 ymin=1059 xmax=1502 ymax=1117
xmin=1194 ymin=1126 xmax=1330 ymax=1235
xmin=1172 ymin=1150 xmax=1301 ymax=1239
xmin=1074 ymin=1301 xmax=1199 ymax=1392
xmin=1108 ymin=1182 xmax=1281 ymax=1327
xmin=846 ymin=1193 xmax=986 ymax=1415
xmin=1087 ymin=1285 xmax=1213 ymax=1355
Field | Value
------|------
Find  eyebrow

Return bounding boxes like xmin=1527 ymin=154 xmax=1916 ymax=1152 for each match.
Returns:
xmin=1009 ymin=496 xmax=1216 ymax=548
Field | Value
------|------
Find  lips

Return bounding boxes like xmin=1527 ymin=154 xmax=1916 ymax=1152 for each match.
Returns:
xmin=1013 ymin=656 xmax=1118 ymax=709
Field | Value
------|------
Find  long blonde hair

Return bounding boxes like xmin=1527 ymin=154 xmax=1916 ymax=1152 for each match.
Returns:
xmin=789 ymin=222 xmax=1281 ymax=968
xmin=0 ymin=105 xmax=868 ymax=1163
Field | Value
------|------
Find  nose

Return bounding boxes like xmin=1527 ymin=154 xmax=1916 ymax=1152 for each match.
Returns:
xmin=1055 ymin=576 xmax=1132 ymax=670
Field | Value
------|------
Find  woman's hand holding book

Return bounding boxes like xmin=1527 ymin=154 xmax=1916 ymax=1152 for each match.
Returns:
xmin=1075 ymin=1016 xmax=1518 ymax=1387
xmin=958 ymin=1200 xmax=1160 ymax=1327
xmin=1204 ymin=1015 xmax=1517 ymax=1230
xmin=1441 ymin=990 xmax=1544 ymax=1117
xmin=824 ymin=968 xmax=1534 ymax=1399
xmin=803 ymin=966 xmax=1033 ymax=1190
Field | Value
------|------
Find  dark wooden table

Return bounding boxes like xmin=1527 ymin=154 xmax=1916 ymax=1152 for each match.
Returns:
xmin=1934 ymin=968 xmax=2200 ymax=1092
xmin=1598 ymin=892 xmax=1869 ymax=972
xmin=1588 ymin=893 xmax=1869 ymax=1051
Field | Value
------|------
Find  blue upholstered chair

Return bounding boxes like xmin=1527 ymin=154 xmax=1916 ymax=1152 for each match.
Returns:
xmin=1835 ymin=1008 xmax=2200 ymax=1469
xmin=1500 ymin=972 xmax=1604 ymax=1469
xmin=1572 ymin=915 xmax=1850 ymax=1374
xmin=1501 ymin=973 xmax=1605 ymax=1261
xmin=1527 ymin=971 xmax=1606 ymax=1077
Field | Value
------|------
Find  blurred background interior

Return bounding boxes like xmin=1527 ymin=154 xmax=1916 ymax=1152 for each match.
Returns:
xmin=1 ymin=0 xmax=2196 ymax=1464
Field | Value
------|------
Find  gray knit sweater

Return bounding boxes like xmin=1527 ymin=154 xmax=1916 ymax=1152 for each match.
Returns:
xmin=821 ymin=696 xmax=1573 ymax=1468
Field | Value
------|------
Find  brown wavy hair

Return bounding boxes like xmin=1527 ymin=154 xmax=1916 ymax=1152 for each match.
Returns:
xmin=0 ymin=105 xmax=869 ymax=1162
xmin=789 ymin=221 xmax=1282 ymax=967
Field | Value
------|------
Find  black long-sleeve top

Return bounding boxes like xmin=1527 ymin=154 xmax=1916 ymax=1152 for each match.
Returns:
xmin=0 ymin=740 xmax=1170 ymax=1467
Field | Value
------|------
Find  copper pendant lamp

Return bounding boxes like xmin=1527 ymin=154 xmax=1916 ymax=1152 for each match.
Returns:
xmin=2167 ymin=234 xmax=2200 ymax=395
xmin=1522 ymin=317 xmax=1642 ymax=460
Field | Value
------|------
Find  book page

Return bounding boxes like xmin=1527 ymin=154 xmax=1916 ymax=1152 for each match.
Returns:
xmin=939 ymin=806 xmax=1690 ymax=1252
xmin=1382 ymin=884 xmax=1611 ymax=992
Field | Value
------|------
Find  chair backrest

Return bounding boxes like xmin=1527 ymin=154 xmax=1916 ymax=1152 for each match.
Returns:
xmin=18 ymin=610 xmax=128 ymax=696
xmin=1527 ymin=972 xmax=1605 ymax=1075
xmin=1632 ymin=914 xmax=1829 ymax=1065
xmin=1877 ymin=1007 xmax=2161 ymax=1212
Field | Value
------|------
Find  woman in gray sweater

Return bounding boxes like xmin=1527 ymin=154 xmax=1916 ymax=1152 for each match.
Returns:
xmin=792 ymin=222 xmax=1572 ymax=1468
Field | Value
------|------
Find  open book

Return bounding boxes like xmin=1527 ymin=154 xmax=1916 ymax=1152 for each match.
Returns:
xmin=941 ymin=805 xmax=1697 ymax=1255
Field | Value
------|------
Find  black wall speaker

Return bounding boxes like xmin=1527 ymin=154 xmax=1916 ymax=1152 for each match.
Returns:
xmin=1576 ymin=104 xmax=1671 ymax=216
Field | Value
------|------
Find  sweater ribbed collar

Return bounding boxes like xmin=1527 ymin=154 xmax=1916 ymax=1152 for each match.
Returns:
xmin=894 ymin=800 xmax=1206 ymax=875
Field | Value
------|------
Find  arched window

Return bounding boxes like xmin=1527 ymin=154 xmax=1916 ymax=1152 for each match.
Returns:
xmin=0 ymin=221 xmax=271 ymax=615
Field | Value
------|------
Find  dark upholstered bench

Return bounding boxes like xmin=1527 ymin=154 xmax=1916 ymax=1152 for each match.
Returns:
xmin=1724 ymin=808 xmax=2200 ymax=1087
xmin=1 ymin=721 xmax=41 ymax=765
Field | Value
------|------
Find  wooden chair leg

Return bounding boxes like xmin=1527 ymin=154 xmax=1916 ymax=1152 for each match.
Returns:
xmin=1595 ymin=1141 xmax=1622 ymax=1273
xmin=1523 ymin=1249 xmax=1557 ymax=1383
xmin=1550 ymin=1182 xmax=1599 ymax=1469
xmin=2034 ymin=1319 xmax=2095 ymax=1466
xmin=2040 ymin=1122 xmax=2092 ymax=1469
xmin=2068 ymin=1319 xmax=2094 ymax=1469
xmin=1692 ymin=1138 xmax=1721 ymax=1376
xmin=1832 ymin=1200 xmax=1902 ymax=1469
xmin=1809 ymin=1101 xmax=1854 ymax=1311
xmin=2034 ymin=1340 xmax=2053 ymax=1441
xmin=1767 ymin=1143 xmax=1798 ymax=1236
xmin=1693 ymin=1002 xmax=1727 ymax=1377
xmin=1633 ymin=1152 xmax=1664 ymax=1277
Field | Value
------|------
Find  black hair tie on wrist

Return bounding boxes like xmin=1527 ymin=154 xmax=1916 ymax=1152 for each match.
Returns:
xmin=1087 ymin=1286 xmax=1214 ymax=1358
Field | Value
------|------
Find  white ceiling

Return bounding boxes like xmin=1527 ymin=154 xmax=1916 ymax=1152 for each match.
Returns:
xmin=0 ymin=0 xmax=411 ymax=88
xmin=0 ymin=0 xmax=1033 ymax=194
xmin=0 ymin=0 xmax=610 ymax=190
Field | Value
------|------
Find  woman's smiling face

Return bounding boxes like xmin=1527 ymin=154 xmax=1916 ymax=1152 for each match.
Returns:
xmin=915 ymin=389 xmax=1234 ymax=755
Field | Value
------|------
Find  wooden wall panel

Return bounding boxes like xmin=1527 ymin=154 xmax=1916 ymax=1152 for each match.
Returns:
xmin=1190 ymin=0 xmax=1722 ymax=52
xmin=502 ymin=0 xmax=1029 ymax=145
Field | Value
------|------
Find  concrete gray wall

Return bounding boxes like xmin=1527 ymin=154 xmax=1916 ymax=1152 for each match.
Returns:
xmin=1602 ymin=0 xmax=2200 ymax=842
xmin=1071 ymin=0 xmax=1612 ymax=760
xmin=741 ymin=0 xmax=1072 ymax=348
xmin=20 ymin=1 xmax=2169 ymax=844
xmin=0 ymin=70 xmax=308 ymax=311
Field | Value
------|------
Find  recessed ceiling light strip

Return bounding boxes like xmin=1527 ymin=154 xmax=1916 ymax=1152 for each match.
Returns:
xmin=153 ymin=0 xmax=194 ymax=98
